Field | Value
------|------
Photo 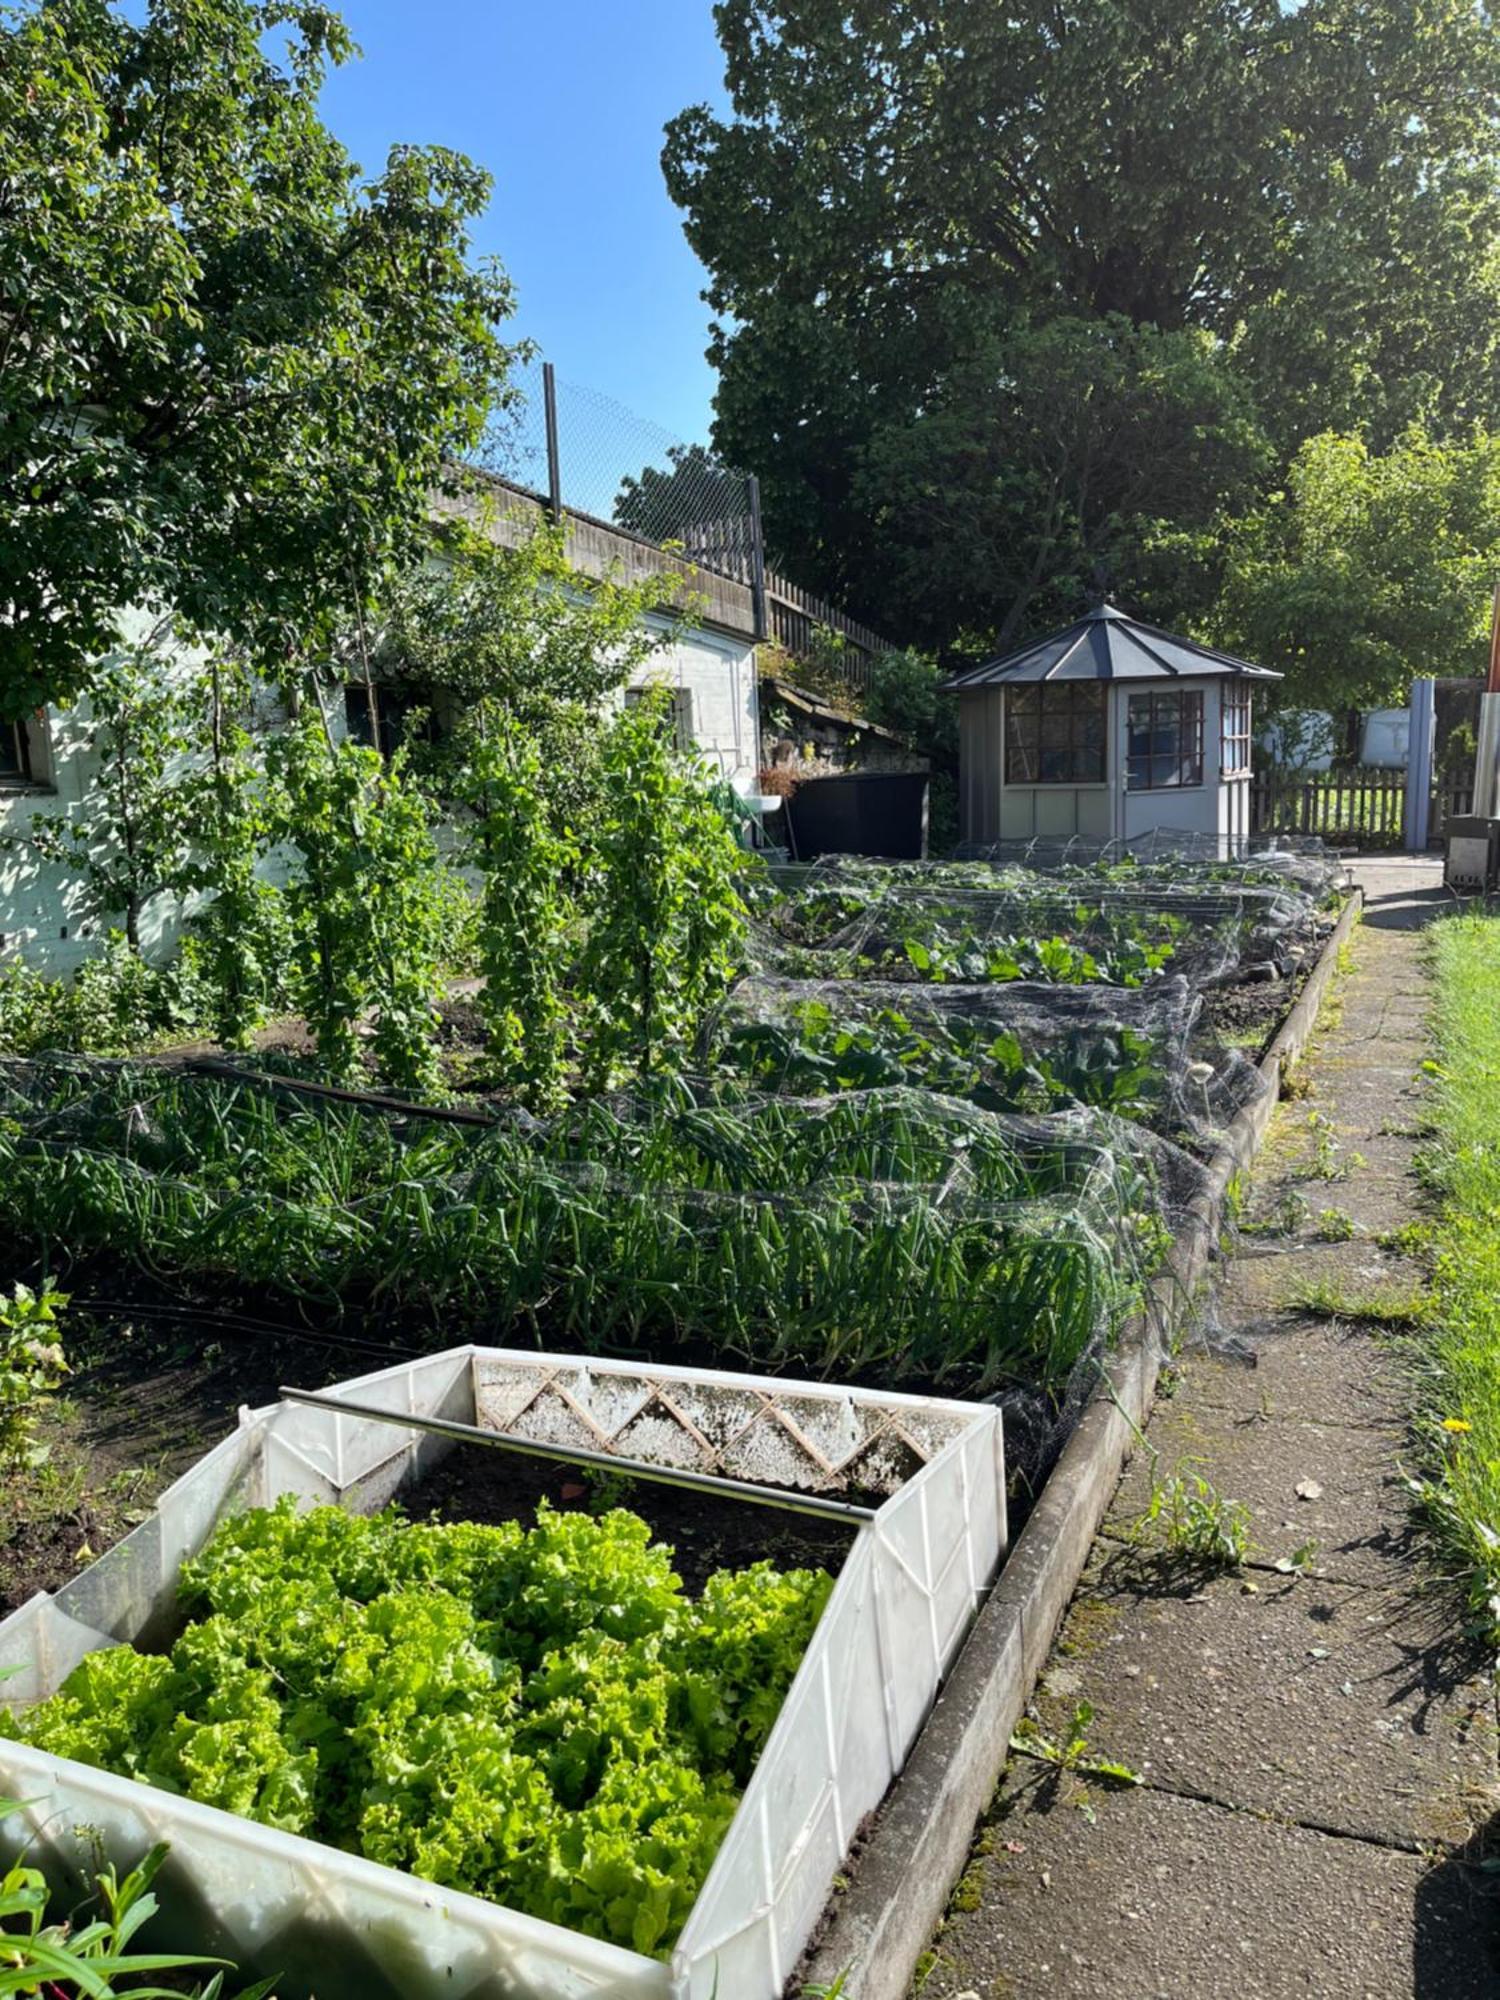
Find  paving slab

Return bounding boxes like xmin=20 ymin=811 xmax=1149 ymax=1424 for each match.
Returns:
xmin=1105 ymin=1403 xmax=1411 ymax=1589
xmin=1178 ymin=1317 xmax=1409 ymax=1434
xmin=909 ymin=873 xmax=1493 ymax=2000
xmin=1027 ymin=1552 xmax=1498 ymax=1851
xmin=1210 ymin=1239 xmax=1427 ymax=1316
xmin=917 ymin=1778 xmax=1500 ymax=2000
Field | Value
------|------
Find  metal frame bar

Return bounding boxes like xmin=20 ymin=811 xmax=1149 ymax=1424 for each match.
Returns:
xmin=278 ymin=1385 xmax=879 ymax=1526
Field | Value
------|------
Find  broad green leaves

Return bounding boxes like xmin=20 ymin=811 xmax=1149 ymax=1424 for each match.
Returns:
xmin=1212 ymin=427 xmax=1500 ymax=710
xmin=665 ymin=0 xmax=1500 ymax=650
xmin=578 ymin=694 xmax=748 ymax=1088
xmin=270 ymin=713 xmax=458 ymax=1090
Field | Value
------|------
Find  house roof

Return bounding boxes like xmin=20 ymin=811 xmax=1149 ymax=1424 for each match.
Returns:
xmin=942 ymin=602 xmax=1282 ymax=690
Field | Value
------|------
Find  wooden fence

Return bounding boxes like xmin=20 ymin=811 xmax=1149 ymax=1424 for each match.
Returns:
xmin=763 ymin=570 xmax=892 ymax=698
xmin=1250 ymin=771 xmax=1475 ymax=849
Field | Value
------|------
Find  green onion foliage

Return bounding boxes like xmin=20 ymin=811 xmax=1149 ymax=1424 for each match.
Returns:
xmin=0 ymin=1063 xmax=1163 ymax=1395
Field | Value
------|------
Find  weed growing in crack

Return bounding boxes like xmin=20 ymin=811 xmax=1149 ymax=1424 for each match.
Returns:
xmin=1288 ymin=1278 xmax=1430 ymax=1327
xmin=1139 ymin=1468 xmax=1252 ymax=1570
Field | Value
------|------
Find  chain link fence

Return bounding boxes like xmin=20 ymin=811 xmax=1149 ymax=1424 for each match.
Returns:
xmin=475 ymin=355 xmax=762 ymax=589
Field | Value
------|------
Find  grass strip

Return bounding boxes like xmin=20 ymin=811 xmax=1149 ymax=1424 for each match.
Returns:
xmin=1414 ymin=910 xmax=1500 ymax=1639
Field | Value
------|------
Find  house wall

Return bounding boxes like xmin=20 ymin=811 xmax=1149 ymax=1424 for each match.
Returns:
xmin=625 ymin=612 xmax=758 ymax=789
xmin=0 ymin=587 xmax=761 ymax=978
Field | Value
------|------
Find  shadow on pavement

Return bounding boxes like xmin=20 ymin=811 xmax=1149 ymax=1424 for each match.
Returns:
xmin=1414 ymin=1805 xmax=1500 ymax=1998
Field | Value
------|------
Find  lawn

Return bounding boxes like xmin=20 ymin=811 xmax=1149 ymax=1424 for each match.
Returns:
xmin=1415 ymin=910 xmax=1500 ymax=1639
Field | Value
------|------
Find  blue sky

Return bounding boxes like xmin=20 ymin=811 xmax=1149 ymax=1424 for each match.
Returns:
xmin=318 ymin=1 xmax=728 ymax=447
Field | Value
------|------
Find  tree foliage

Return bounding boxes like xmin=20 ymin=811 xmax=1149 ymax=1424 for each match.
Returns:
xmin=0 ymin=0 xmax=517 ymax=718
xmin=372 ymin=516 xmax=670 ymax=823
xmin=613 ymin=443 xmax=746 ymax=550
xmin=664 ymin=0 xmax=1500 ymax=648
xmin=855 ymin=317 xmax=1269 ymax=649
xmin=1210 ymin=428 xmax=1500 ymax=712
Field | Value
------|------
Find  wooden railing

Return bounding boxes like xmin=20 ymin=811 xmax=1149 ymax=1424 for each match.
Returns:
xmin=763 ymin=569 xmax=893 ymax=698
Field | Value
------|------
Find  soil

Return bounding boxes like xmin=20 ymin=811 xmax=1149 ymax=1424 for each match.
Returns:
xmin=1200 ymin=960 xmax=1308 ymax=1054
xmin=409 ymin=1445 xmax=857 ymax=1596
xmin=0 ymin=1300 xmax=393 ymax=1617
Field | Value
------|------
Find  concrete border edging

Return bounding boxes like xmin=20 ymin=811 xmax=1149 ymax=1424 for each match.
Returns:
xmin=797 ymin=887 xmax=1365 ymax=2000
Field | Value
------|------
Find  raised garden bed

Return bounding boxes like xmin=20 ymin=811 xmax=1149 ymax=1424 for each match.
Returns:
xmin=0 ymin=1346 xmax=1005 ymax=2000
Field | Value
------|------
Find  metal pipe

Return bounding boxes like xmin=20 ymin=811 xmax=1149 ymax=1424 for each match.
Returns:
xmin=542 ymin=361 xmax=563 ymax=522
xmin=747 ymin=473 xmax=769 ymax=642
xmin=278 ymin=1385 xmax=879 ymax=1526
xmin=1476 ymin=691 xmax=1500 ymax=819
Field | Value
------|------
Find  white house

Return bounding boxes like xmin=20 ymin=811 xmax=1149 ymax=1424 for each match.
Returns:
xmin=944 ymin=602 xmax=1281 ymax=854
xmin=0 ymin=494 xmax=766 ymax=973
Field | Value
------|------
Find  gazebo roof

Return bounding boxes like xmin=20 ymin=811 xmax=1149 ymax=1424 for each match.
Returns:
xmin=942 ymin=602 xmax=1282 ymax=690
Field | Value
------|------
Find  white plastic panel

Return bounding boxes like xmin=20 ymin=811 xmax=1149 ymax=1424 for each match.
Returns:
xmin=0 ymin=1346 xmax=1007 ymax=2000
xmin=0 ymin=1746 xmax=665 ymax=2000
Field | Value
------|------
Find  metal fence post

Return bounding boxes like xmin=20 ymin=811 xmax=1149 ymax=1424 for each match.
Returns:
xmin=1404 ymin=676 xmax=1435 ymax=851
xmin=747 ymin=474 xmax=769 ymax=642
xmin=542 ymin=362 xmax=563 ymax=521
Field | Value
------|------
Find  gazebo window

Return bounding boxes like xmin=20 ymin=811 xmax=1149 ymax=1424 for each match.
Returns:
xmin=1005 ymin=684 xmax=1107 ymax=784
xmin=1127 ymin=690 xmax=1204 ymax=790
xmin=1221 ymin=685 xmax=1252 ymax=773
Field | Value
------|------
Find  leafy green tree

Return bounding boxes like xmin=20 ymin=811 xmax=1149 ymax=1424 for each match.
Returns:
xmin=861 ymin=649 xmax=957 ymax=764
xmin=665 ymin=0 xmax=1500 ymax=645
xmin=1210 ymin=428 xmax=1500 ymax=712
xmin=578 ymin=695 xmax=747 ymax=1088
xmin=0 ymin=0 xmax=517 ymax=718
xmin=613 ymin=442 xmax=748 ymax=556
xmin=856 ymin=317 xmax=1268 ymax=650
xmin=371 ymin=518 xmax=671 ymax=826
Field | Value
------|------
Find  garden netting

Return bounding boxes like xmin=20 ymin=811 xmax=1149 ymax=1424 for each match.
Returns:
xmin=950 ymin=827 xmax=1350 ymax=905
xmin=754 ymin=854 xmax=1335 ymax=988
xmin=0 ymin=1057 xmax=1213 ymax=1496
xmin=702 ymin=971 xmax=1268 ymax=1151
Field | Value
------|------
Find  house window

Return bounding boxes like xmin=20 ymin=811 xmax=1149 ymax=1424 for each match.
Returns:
xmin=0 ymin=718 xmax=34 ymax=786
xmin=1004 ymin=683 xmax=1107 ymax=784
xmin=1221 ymin=685 xmax=1252 ymax=774
xmin=1127 ymin=690 xmax=1205 ymax=790
xmin=343 ymin=684 xmax=430 ymax=759
xmin=625 ymin=684 xmax=695 ymax=753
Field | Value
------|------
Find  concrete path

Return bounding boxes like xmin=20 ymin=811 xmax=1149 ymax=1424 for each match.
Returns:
xmin=915 ymin=859 xmax=1500 ymax=2000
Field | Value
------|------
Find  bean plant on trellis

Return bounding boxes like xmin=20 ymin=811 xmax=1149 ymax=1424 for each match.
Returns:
xmin=578 ymin=692 xmax=747 ymax=1087
xmin=12 ymin=625 xmax=206 ymax=955
xmin=463 ymin=718 xmax=578 ymax=1108
xmin=269 ymin=711 xmax=457 ymax=1090
xmin=183 ymin=660 xmax=291 ymax=1049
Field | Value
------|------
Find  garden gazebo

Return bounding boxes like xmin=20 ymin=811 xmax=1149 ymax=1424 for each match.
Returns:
xmin=944 ymin=602 xmax=1281 ymax=852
